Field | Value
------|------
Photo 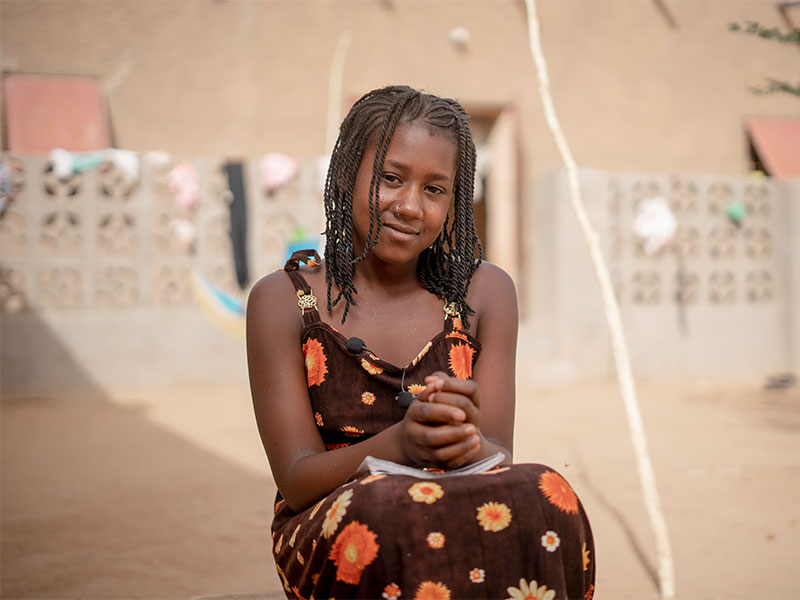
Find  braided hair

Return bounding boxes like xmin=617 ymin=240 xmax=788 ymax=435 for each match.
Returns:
xmin=323 ymin=85 xmax=482 ymax=326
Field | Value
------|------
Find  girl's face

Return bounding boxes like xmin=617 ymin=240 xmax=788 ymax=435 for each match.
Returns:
xmin=351 ymin=120 xmax=458 ymax=267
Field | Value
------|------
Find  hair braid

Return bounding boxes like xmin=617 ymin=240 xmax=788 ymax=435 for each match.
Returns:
xmin=323 ymin=85 xmax=482 ymax=327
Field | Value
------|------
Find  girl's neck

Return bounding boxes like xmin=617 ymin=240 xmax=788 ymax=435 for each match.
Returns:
xmin=352 ymin=255 xmax=421 ymax=296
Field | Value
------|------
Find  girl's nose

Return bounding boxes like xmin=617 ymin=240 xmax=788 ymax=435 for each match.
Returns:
xmin=394 ymin=186 xmax=424 ymax=219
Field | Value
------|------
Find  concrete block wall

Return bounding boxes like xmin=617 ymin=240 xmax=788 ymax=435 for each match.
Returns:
xmin=0 ymin=154 xmax=324 ymax=395
xmin=528 ymin=168 xmax=800 ymax=379
xmin=2 ymin=155 xmax=797 ymax=396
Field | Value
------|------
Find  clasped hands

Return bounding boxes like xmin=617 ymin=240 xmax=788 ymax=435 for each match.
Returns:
xmin=399 ymin=371 xmax=483 ymax=470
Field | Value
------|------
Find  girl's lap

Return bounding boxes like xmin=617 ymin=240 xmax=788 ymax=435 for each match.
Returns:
xmin=273 ymin=463 xmax=594 ymax=599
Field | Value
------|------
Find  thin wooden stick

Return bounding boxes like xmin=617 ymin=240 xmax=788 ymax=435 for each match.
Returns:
xmin=325 ymin=32 xmax=352 ymax=154
xmin=523 ymin=1 xmax=676 ymax=597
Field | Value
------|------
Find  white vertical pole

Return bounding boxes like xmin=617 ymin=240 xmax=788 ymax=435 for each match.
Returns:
xmin=523 ymin=1 xmax=676 ymax=597
xmin=325 ymin=32 xmax=352 ymax=155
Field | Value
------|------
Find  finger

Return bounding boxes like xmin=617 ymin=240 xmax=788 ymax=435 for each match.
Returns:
xmin=433 ymin=377 xmax=481 ymax=408
xmin=424 ymin=372 xmax=450 ymax=386
xmin=417 ymin=380 xmax=441 ymax=403
xmin=431 ymin=435 xmax=481 ymax=468
xmin=408 ymin=398 xmax=466 ymax=424
xmin=427 ymin=391 xmax=480 ymax=424
xmin=445 ymin=445 xmax=481 ymax=469
xmin=407 ymin=422 xmax=476 ymax=449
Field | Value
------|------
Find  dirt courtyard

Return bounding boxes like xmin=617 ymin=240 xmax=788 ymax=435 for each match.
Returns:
xmin=2 ymin=376 xmax=798 ymax=599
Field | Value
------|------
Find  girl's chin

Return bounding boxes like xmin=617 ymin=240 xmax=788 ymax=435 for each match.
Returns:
xmin=363 ymin=244 xmax=422 ymax=266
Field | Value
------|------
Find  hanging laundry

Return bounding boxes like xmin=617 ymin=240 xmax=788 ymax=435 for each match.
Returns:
xmin=224 ymin=161 xmax=250 ymax=289
xmin=726 ymin=200 xmax=747 ymax=228
xmin=633 ymin=196 xmax=677 ymax=255
xmin=260 ymin=153 xmax=299 ymax=193
xmin=50 ymin=148 xmax=101 ymax=179
xmin=106 ymin=149 xmax=140 ymax=183
xmin=48 ymin=148 xmax=140 ymax=183
xmin=0 ymin=160 xmax=14 ymax=215
xmin=168 ymin=161 xmax=201 ymax=213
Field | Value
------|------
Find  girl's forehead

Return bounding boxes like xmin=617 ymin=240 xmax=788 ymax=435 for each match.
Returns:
xmin=366 ymin=117 xmax=458 ymax=148
xmin=371 ymin=121 xmax=458 ymax=165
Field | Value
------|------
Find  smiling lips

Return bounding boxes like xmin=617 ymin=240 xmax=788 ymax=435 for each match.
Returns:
xmin=382 ymin=221 xmax=419 ymax=237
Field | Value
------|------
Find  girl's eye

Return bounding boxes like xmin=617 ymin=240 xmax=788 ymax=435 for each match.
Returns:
xmin=426 ymin=186 xmax=446 ymax=195
xmin=382 ymin=173 xmax=401 ymax=184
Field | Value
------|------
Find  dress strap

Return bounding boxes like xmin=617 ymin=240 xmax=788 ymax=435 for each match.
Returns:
xmin=443 ymin=301 xmax=465 ymax=332
xmin=283 ymin=249 xmax=322 ymax=325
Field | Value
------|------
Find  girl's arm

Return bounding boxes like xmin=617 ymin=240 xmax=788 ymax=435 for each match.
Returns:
xmin=421 ymin=262 xmax=518 ymax=464
xmin=247 ymin=271 xmax=480 ymax=512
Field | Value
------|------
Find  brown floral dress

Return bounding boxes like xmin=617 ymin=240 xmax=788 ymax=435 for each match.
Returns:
xmin=271 ymin=251 xmax=595 ymax=600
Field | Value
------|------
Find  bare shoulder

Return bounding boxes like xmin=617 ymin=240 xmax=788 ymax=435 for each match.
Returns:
xmin=466 ymin=261 xmax=518 ymax=339
xmin=468 ymin=261 xmax=517 ymax=310
xmin=246 ymin=269 xmax=301 ymax=335
xmin=248 ymin=269 xmax=294 ymax=311
xmin=247 ymin=263 xmax=326 ymax=332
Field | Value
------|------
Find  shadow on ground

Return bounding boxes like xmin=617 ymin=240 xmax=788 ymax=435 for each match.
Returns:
xmin=1 ymin=391 xmax=278 ymax=599
xmin=1 ymin=311 xmax=279 ymax=598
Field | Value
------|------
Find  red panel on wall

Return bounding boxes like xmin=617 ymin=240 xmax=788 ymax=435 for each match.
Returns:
xmin=746 ymin=117 xmax=800 ymax=178
xmin=3 ymin=74 xmax=111 ymax=152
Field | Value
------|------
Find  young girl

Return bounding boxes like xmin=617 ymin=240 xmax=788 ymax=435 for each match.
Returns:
xmin=247 ymin=85 xmax=595 ymax=599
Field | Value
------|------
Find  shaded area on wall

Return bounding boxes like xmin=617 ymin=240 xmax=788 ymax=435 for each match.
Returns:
xmin=1 ymin=309 xmax=106 ymax=398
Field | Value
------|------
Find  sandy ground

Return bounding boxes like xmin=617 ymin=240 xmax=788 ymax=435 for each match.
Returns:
xmin=2 ymin=375 xmax=799 ymax=599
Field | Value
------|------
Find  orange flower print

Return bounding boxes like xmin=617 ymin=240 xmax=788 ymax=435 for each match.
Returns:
xmin=505 ymin=579 xmax=555 ymax=600
xmin=296 ymin=550 xmax=305 ymax=565
xmin=311 ymin=572 xmax=320 ymax=585
xmin=360 ymin=474 xmax=387 ymax=485
xmin=426 ymin=531 xmax=446 ymax=549
xmin=383 ymin=583 xmax=402 ymax=600
xmin=275 ymin=533 xmax=284 ymax=553
xmin=448 ymin=342 xmax=475 ymax=379
xmin=291 ymin=586 xmax=307 ymax=600
xmin=315 ymin=412 xmax=324 ymax=426
xmin=325 ymin=442 xmax=350 ymax=451
xmin=541 ymin=530 xmax=560 ymax=552
xmin=408 ymin=383 xmax=427 ymax=395
xmin=476 ymin=501 xmax=512 ymax=532
xmin=289 ymin=523 xmax=301 ymax=547
xmin=303 ymin=338 xmax=328 ymax=387
xmin=361 ymin=391 xmax=376 ymax=406
xmin=275 ymin=563 xmax=291 ymax=592
xmin=274 ymin=499 xmax=285 ymax=514
xmin=582 ymin=542 xmax=591 ymax=572
xmin=411 ymin=341 xmax=432 ymax=367
xmin=361 ymin=358 xmax=383 ymax=375
xmin=408 ymin=481 xmax=444 ymax=504
xmin=584 ymin=583 xmax=595 ymax=599
xmin=446 ymin=331 xmax=468 ymax=341
xmin=322 ymin=489 xmax=353 ymax=538
xmin=539 ymin=471 xmax=579 ymax=515
xmin=341 ymin=425 xmax=365 ymax=437
xmin=469 ymin=568 xmax=485 ymax=583
xmin=329 ymin=520 xmax=380 ymax=585
xmin=414 ymin=581 xmax=451 ymax=600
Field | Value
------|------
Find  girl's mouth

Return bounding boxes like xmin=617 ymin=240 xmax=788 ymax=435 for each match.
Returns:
xmin=383 ymin=222 xmax=419 ymax=240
